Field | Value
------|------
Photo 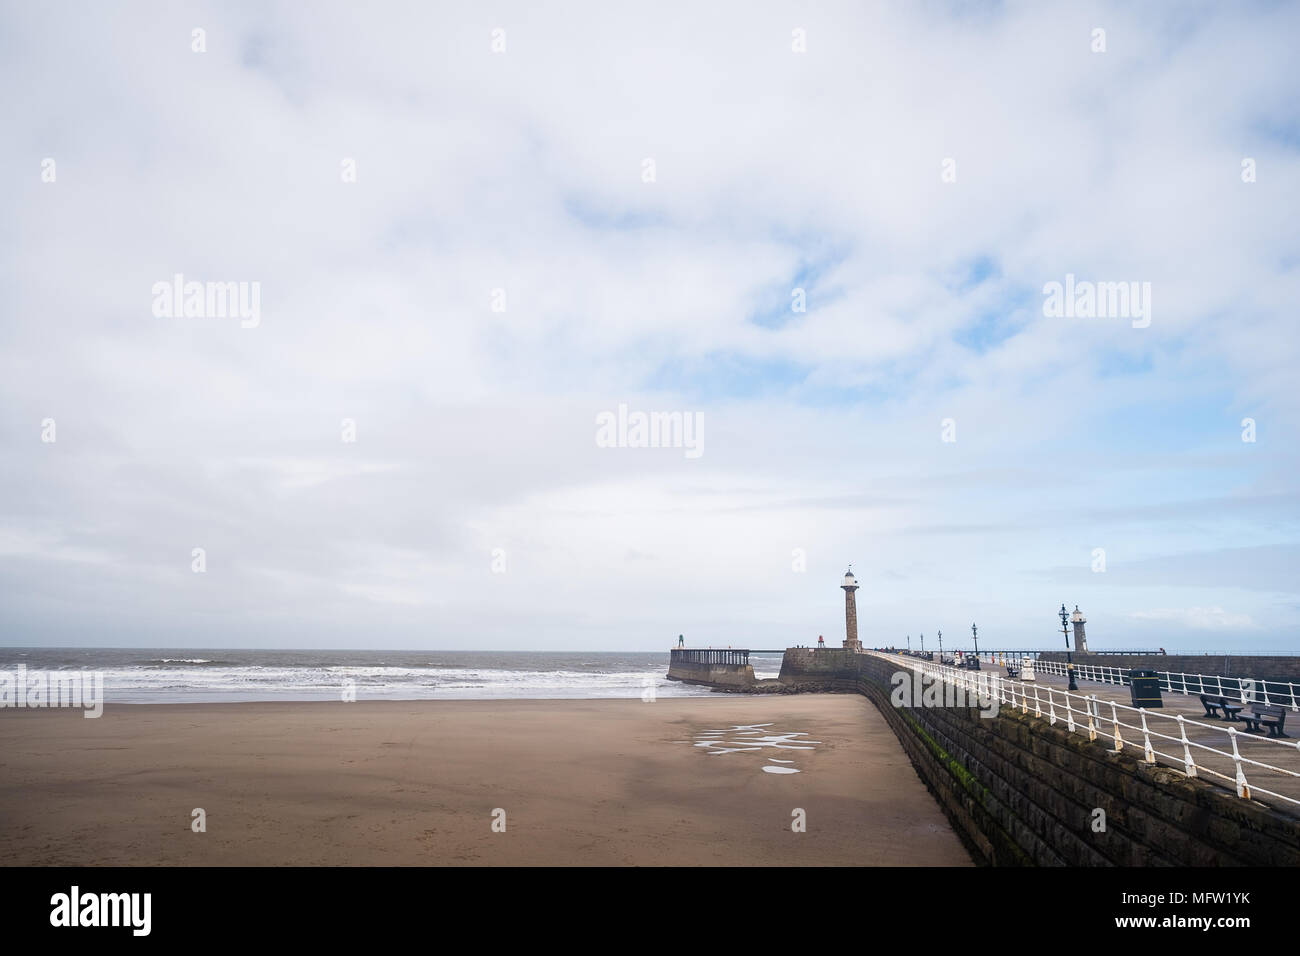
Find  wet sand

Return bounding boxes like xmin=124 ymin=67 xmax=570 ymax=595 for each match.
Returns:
xmin=0 ymin=695 xmax=971 ymax=866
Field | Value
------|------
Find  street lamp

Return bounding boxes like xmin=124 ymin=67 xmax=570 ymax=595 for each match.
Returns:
xmin=971 ymin=622 xmax=979 ymax=659
xmin=1060 ymin=603 xmax=1078 ymax=690
xmin=938 ymin=629 xmax=943 ymax=659
xmin=920 ymin=633 xmax=924 ymax=655
xmin=906 ymin=635 xmax=910 ymax=652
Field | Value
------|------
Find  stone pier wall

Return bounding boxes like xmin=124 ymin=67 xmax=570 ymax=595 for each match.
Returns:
xmin=665 ymin=659 xmax=755 ymax=687
xmin=852 ymin=654 xmax=1300 ymax=866
xmin=777 ymin=647 xmax=860 ymax=688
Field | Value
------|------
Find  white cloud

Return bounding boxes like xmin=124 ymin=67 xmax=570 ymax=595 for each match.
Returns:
xmin=1129 ymin=607 xmax=1257 ymax=631
xmin=1 ymin=1 xmax=1297 ymax=649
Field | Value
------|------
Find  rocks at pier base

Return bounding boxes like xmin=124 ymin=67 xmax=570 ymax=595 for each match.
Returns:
xmin=711 ymin=679 xmax=854 ymax=695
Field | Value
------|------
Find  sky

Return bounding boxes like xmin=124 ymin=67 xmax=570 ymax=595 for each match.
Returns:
xmin=1 ymin=0 xmax=1298 ymax=652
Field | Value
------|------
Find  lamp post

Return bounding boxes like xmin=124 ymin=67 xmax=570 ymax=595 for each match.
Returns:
xmin=1060 ymin=603 xmax=1078 ymax=690
xmin=971 ymin=622 xmax=979 ymax=660
xmin=920 ymin=633 xmax=924 ymax=655
xmin=906 ymin=635 xmax=910 ymax=652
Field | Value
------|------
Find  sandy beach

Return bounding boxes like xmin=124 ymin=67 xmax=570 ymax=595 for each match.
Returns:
xmin=0 ymin=694 xmax=971 ymax=866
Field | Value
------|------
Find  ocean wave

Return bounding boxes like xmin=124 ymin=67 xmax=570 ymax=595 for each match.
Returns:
xmin=5 ymin=650 xmax=717 ymax=703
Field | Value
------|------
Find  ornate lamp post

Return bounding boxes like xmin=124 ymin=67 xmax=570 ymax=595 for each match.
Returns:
xmin=920 ymin=633 xmax=924 ymax=655
xmin=971 ymin=622 xmax=979 ymax=660
xmin=906 ymin=635 xmax=910 ymax=652
xmin=938 ymin=629 xmax=943 ymax=659
xmin=1060 ymin=603 xmax=1078 ymax=690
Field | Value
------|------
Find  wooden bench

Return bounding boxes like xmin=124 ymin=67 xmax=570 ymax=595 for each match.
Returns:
xmin=1005 ymin=665 xmax=1020 ymax=678
xmin=1199 ymin=694 xmax=1244 ymax=721
xmin=1242 ymin=704 xmax=1289 ymax=738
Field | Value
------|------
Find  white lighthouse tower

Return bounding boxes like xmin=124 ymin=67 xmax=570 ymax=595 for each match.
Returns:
xmin=841 ymin=568 xmax=863 ymax=652
xmin=1070 ymin=605 xmax=1088 ymax=653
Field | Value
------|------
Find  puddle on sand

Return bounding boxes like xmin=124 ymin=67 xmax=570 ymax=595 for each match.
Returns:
xmin=689 ymin=723 xmax=821 ymax=774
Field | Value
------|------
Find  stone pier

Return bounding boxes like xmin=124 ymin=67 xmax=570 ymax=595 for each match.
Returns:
xmin=666 ymin=648 xmax=755 ymax=687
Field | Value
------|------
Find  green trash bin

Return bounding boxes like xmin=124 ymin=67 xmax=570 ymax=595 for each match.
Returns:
xmin=1129 ymin=669 xmax=1163 ymax=708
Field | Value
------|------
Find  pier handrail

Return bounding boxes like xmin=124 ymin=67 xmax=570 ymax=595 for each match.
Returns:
xmin=870 ymin=651 xmax=1300 ymax=812
xmin=1019 ymin=657 xmax=1300 ymax=712
xmin=669 ymin=648 xmax=750 ymax=666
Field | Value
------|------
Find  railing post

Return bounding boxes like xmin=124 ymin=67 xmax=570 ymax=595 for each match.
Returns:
xmin=1033 ymin=684 xmax=1041 ymax=718
xmin=1065 ymin=692 xmax=1076 ymax=732
xmin=1110 ymin=701 xmax=1123 ymax=752
xmin=1176 ymin=715 xmax=1197 ymax=777
xmin=1047 ymin=687 xmax=1057 ymax=725
xmin=1139 ymin=709 xmax=1155 ymax=763
xmin=1227 ymin=727 xmax=1250 ymax=799
xmin=1087 ymin=695 xmax=1098 ymax=741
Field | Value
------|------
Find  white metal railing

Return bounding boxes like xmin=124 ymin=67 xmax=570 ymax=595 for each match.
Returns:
xmin=869 ymin=651 xmax=1300 ymax=811
xmin=1021 ymin=657 xmax=1300 ymax=712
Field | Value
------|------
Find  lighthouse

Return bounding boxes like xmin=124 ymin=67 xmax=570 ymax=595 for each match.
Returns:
xmin=1070 ymin=605 xmax=1088 ymax=653
xmin=841 ymin=568 xmax=863 ymax=652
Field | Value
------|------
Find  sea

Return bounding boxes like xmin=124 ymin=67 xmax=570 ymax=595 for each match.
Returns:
xmin=0 ymin=648 xmax=787 ymax=704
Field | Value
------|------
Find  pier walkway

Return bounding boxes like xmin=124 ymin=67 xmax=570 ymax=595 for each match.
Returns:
xmin=876 ymin=651 xmax=1300 ymax=816
xmin=1028 ymin=665 xmax=1300 ymax=808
